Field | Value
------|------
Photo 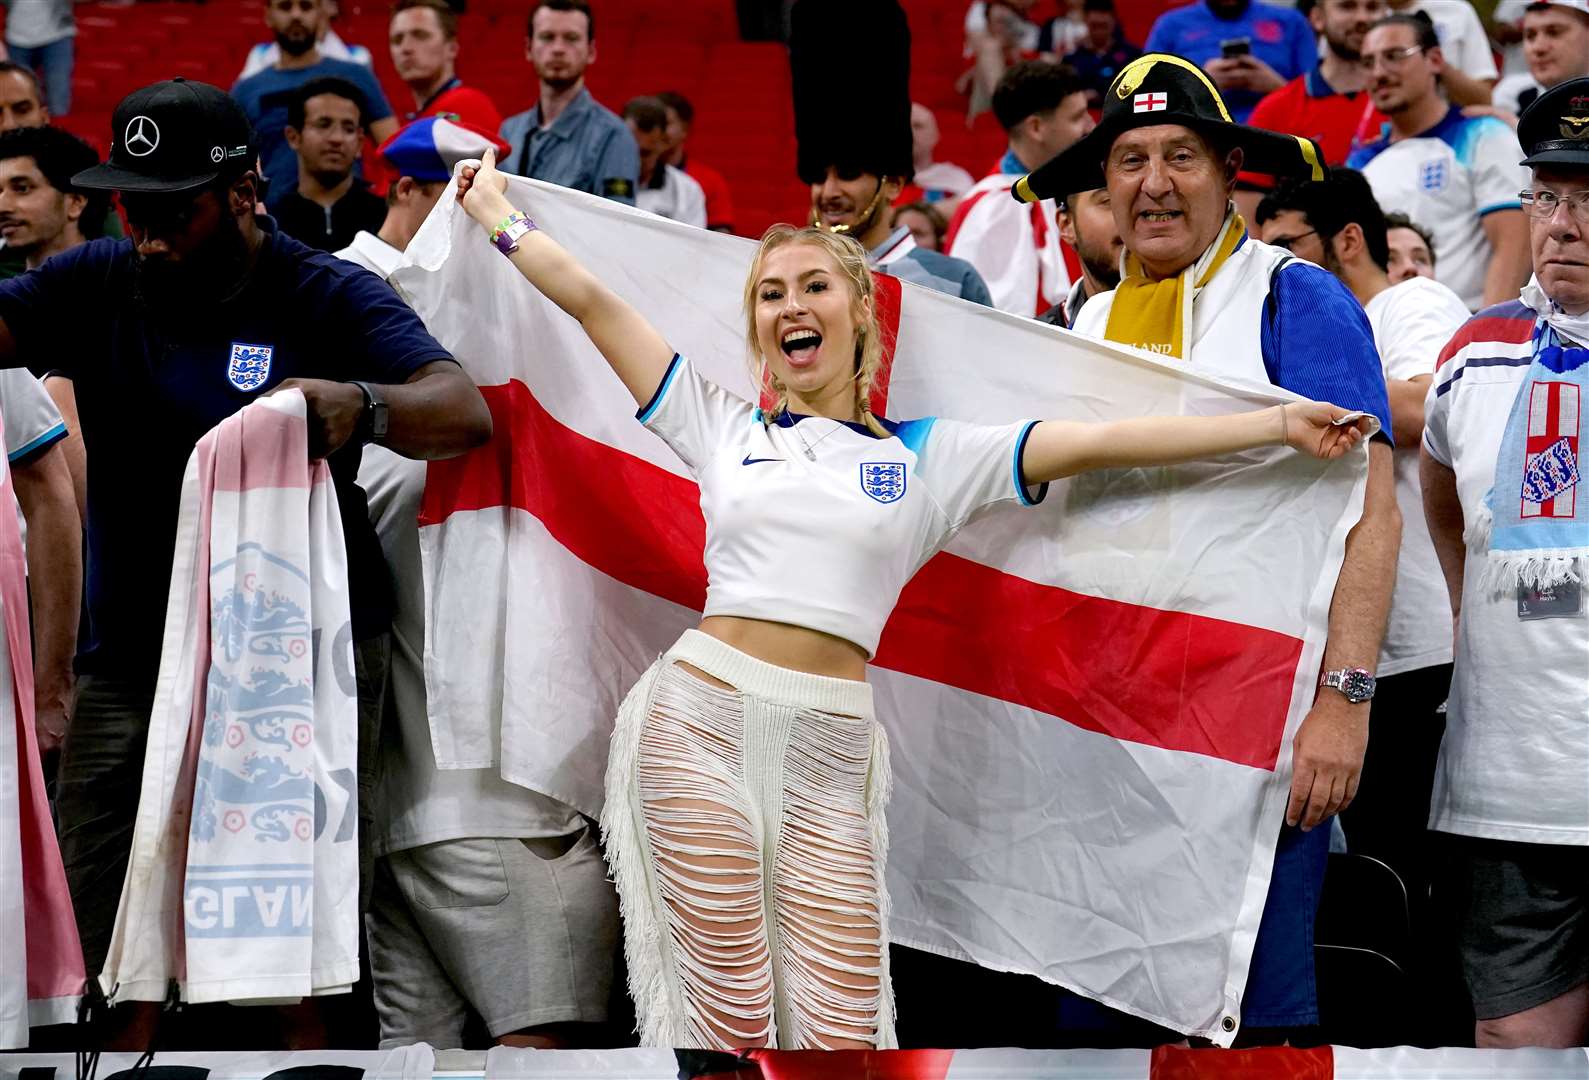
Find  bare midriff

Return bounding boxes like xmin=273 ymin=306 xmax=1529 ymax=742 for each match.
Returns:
xmin=695 ymin=615 xmax=869 ymax=683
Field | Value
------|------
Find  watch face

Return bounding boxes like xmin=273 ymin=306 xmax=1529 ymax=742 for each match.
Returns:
xmin=1341 ymin=669 xmax=1375 ymax=701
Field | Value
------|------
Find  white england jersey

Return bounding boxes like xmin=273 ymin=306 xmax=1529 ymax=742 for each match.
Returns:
xmin=1348 ymin=108 xmax=1526 ymax=310
xmin=1423 ymin=300 xmax=1589 ymax=844
xmin=640 ymin=354 xmax=1045 ymax=657
xmin=1363 ymin=276 xmax=1469 ymax=675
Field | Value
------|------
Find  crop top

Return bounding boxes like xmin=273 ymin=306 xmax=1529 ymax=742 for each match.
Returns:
xmin=639 ymin=354 xmax=1047 ymax=657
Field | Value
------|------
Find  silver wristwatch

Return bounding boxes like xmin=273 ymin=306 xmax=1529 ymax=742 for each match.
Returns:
xmin=1319 ymin=667 xmax=1376 ymax=704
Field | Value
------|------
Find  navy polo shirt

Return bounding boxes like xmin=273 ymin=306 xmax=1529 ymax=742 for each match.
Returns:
xmin=0 ymin=221 xmax=451 ymax=677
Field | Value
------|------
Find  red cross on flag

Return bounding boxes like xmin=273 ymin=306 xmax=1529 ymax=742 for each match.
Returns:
xmin=1134 ymin=92 xmax=1169 ymax=113
xmin=397 ymin=177 xmax=1373 ymax=1047
xmin=1522 ymin=381 xmax=1581 ymax=519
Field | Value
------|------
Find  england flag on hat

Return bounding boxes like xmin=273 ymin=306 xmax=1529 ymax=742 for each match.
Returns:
xmin=378 ymin=115 xmax=510 ymax=183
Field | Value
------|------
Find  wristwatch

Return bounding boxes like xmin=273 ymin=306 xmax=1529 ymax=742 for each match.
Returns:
xmin=1319 ymin=667 xmax=1377 ymax=704
xmin=350 ymin=381 xmax=388 ymax=445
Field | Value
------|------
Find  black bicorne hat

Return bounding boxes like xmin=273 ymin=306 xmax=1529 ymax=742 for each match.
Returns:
xmin=790 ymin=0 xmax=914 ymax=185
xmin=1519 ymin=76 xmax=1589 ymax=170
xmin=1012 ymin=53 xmax=1326 ymax=204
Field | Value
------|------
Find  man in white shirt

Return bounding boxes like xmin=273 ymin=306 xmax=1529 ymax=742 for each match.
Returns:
xmin=334 ymin=114 xmax=621 ymax=1050
xmin=1493 ymin=0 xmax=1589 ymax=116
xmin=1348 ymin=12 xmax=1532 ymax=309
xmin=337 ymin=115 xmax=508 ymax=278
xmin=623 ymin=96 xmax=707 ymax=228
xmin=1420 ymin=78 xmax=1589 ymax=1049
xmin=1256 ymin=167 xmax=1469 ymax=940
xmin=945 ymin=59 xmax=1094 ymax=316
xmin=909 ymin=102 xmax=975 ymax=215
xmin=1388 ymin=0 xmax=1498 ymax=104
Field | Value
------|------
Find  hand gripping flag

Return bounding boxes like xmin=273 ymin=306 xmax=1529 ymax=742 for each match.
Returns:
xmin=0 ymin=411 xmax=84 ymax=1048
xmin=100 ymin=391 xmax=358 ymax=1005
xmin=393 ymin=177 xmax=1371 ymax=1045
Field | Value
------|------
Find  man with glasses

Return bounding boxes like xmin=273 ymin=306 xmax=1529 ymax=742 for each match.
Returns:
xmin=1421 ymin=77 xmax=1589 ymax=1049
xmin=1254 ymin=173 xmax=1468 ymax=1040
xmin=1347 ymin=12 xmax=1532 ymax=310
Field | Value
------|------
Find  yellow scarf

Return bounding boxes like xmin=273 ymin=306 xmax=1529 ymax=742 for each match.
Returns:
xmin=1104 ymin=211 xmax=1247 ymax=360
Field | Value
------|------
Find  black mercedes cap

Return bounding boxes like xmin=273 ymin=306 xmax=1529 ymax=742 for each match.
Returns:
xmin=1012 ymin=53 xmax=1326 ymax=204
xmin=73 ymin=78 xmax=255 ymax=193
xmin=1519 ymin=76 xmax=1589 ymax=170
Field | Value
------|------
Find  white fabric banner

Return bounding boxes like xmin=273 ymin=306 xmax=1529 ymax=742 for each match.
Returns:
xmin=100 ymin=391 xmax=359 ymax=1005
xmin=394 ymin=178 xmax=1369 ymax=1044
xmin=0 ymin=408 xmax=84 ymax=1048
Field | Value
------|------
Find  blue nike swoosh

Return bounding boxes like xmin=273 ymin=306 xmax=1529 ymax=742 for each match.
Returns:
xmin=741 ymin=455 xmax=782 ymax=465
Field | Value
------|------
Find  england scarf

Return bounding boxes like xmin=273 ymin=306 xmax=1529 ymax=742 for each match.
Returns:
xmin=99 ymin=391 xmax=359 ymax=1005
xmin=0 ymin=411 xmax=84 ymax=1048
xmin=392 ymin=177 xmax=1370 ymax=1045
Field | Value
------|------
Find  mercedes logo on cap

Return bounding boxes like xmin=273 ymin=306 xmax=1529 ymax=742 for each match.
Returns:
xmin=124 ymin=115 xmax=160 ymax=158
xmin=210 ymin=146 xmax=225 ymax=163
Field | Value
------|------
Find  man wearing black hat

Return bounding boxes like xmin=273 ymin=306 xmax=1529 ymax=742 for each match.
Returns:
xmin=1018 ymin=53 xmax=1399 ymax=1042
xmin=0 ymin=78 xmax=491 ymax=1024
xmin=791 ymin=0 xmax=992 ymax=306
xmin=1421 ymin=77 xmax=1589 ymax=1050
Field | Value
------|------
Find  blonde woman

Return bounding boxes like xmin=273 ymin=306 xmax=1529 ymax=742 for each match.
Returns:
xmin=456 ymin=150 xmax=1368 ymax=1052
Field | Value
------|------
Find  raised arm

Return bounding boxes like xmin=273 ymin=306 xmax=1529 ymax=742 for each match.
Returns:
xmin=456 ymin=148 xmax=675 ymax=407
xmin=1019 ymin=399 xmax=1369 ymax=485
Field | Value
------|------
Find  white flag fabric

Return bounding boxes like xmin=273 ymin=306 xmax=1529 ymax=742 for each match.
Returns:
xmin=100 ymin=391 xmax=359 ymax=1005
xmin=393 ymin=178 xmax=1369 ymax=1044
xmin=0 ymin=411 xmax=84 ymax=1048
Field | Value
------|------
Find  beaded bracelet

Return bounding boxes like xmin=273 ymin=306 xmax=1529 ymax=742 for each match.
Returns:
xmin=491 ymin=211 xmax=537 ymax=255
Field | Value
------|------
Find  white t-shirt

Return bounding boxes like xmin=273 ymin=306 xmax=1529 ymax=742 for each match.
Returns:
xmin=1349 ymin=109 xmax=1527 ymax=309
xmin=1493 ymin=0 xmax=1532 ymax=76
xmin=915 ymin=160 xmax=975 ymax=200
xmin=641 ymin=354 xmax=1045 ymax=658
xmin=3 ymin=0 xmax=75 ymax=48
xmin=1405 ymin=0 xmax=1499 ymax=81
xmin=1363 ymin=276 xmax=1469 ymax=675
xmin=1492 ymin=71 xmax=1543 ymax=115
xmin=636 ymin=164 xmax=708 ymax=228
xmin=1422 ymin=301 xmax=1589 ymax=844
xmin=334 ymin=231 xmax=403 ymax=279
xmin=360 ymin=446 xmax=584 ymax=854
xmin=0 ymin=368 xmax=66 ymax=463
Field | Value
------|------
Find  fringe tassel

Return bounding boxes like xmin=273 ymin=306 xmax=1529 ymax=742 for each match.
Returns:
xmin=1466 ymin=502 xmax=1588 ymax=594
xmin=599 ymin=657 xmax=682 ymax=1049
xmin=867 ymin=721 xmax=898 ymax=1050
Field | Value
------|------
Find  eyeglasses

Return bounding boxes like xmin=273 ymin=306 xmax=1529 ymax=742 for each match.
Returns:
xmin=1357 ymin=44 xmax=1426 ymax=71
xmin=1268 ymin=229 xmax=1318 ymax=252
xmin=1520 ymin=188 xmax=1589 ymax=223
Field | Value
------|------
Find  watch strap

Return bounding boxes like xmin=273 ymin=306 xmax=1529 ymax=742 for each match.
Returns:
xmin=349 ymin=381 xmax=388 ymax=444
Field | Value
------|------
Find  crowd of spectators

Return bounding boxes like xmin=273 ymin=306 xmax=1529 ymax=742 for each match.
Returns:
xmin=0 ymin=0 xmax=1583 ymax=1059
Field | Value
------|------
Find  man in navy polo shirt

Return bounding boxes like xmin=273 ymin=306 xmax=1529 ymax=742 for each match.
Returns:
xmin=0 ymin=78 xmax=490 ymax=1035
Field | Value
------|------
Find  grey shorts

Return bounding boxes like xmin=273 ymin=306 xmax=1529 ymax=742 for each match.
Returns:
xmin=366 ymin=823 xmax=620 ymax=1047
xmin=1446 ymin=835 xmax=1589 ymax=1020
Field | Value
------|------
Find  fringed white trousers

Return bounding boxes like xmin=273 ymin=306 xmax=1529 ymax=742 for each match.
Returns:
xmin=602 ymin=629 xmax=895 ymax=1051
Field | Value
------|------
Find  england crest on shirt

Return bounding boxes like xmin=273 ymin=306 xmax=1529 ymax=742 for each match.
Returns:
xmin=860 ymin=462 xmax=906 ymax=504
xmin=227 ymin=342 xmax=273 ymax=392
xmin=1418 ymin=158 xmax=1448 ymax=193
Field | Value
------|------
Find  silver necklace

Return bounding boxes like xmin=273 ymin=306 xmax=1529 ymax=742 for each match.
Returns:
xmin=791 ymin=417 xmax=847 ymax=460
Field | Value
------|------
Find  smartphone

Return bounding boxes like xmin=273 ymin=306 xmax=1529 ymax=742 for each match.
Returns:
xmin=1220 ymin=37 xmax=1252 ymax=58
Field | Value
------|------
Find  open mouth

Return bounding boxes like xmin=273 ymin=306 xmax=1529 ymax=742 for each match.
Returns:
xmin=781 ymin=328 xmax=822 ymax=363
xmin=1139 ymin=210 xmax=1181 ymax=224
